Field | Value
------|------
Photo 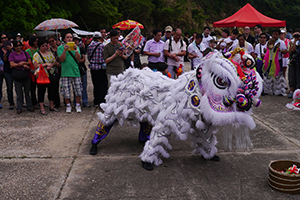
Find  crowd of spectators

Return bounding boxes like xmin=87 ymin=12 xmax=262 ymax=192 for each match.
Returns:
xmin=1 ymin=24 xmax=299 ymax=115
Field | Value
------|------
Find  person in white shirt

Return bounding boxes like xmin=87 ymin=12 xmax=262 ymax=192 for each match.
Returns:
xmin=216 ymin=29 xmax=231 ymax=53
xmin=254 ymin=33 xmax=268 ymax=78
xmin=164 ymin=28 xmax=186 ymax=79
xmin=254 ymin=33 xmax=268 ymax=59
xmin=235 ymin=34 xmax=255 ymax=58
xmin=227 ymin=29 xmax=239 ymax=52
xmin=269 ymin=29 xmax=287 ymax=66
xmin=263 ymin=29 xmax=287 ymax=96
xmin=201 ymin=26 xmax=213 ymax=49
xmin=188 ymin=33 xmax=205 ymax=70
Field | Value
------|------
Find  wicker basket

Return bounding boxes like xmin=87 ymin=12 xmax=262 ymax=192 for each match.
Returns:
xmin=268 ymin=160 xmax=300 ymax=194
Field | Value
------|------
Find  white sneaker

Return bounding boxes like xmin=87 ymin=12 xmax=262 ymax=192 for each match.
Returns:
xmin=76 ymin=105 xmax=81 ymax=113
xmin=66 ymin=106 xmax=72 ymax=113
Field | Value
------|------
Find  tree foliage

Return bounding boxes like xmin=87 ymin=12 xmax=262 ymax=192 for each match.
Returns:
xmin=0 ymin=0 xmax=297 ymax=37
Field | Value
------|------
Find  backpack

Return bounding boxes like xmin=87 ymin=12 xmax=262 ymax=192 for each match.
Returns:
xmin=165 ymin=37 xmax=184 ymax=62
xmin=168 ymin=37 xmax=183 ymax=52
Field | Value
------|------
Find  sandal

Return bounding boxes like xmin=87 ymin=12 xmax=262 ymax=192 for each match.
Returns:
xmin=34 ymin=105 xmax=40 ymax=109
xmin=49 ymin=107 xmax=59 ymax=112
xmin=40 ymin=110 xmax=47 ymax=115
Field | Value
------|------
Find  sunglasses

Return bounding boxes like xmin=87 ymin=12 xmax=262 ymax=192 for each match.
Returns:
xmin=260 ymin=37 xmax=266 ymax=39
xmin=15 ymin=44 xmax=22 ymax=47
xmin=1 ymin=37 xmax=7 ymax=39
xmin=48 ymin=40 xmax=55 ymax=43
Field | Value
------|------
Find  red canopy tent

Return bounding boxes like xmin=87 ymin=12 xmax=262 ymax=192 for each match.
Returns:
xmin=213 ymin=3 xmax=286 ymax=27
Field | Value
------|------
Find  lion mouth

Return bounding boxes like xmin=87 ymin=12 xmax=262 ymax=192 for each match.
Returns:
xmin=208 ymin=93 xmax=234 ymax=112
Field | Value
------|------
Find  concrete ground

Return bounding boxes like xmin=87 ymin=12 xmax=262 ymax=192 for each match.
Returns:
xmin=0 ymin=56 xmax=300 ymax=199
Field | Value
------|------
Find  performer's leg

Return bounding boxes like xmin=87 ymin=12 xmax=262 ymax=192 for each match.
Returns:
xmin=192 ymin=123 xmax=220 ymax=161
xmin=140 ymin=126 xmax=173 ymax=170
xmin=89 ymin=120 xmax=116 ymax=155
xmin=138 ymin=122 xmax=152 ymax=142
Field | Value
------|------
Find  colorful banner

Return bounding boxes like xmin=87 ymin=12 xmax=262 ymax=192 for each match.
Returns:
xmin=121 ymin=26 xmax=144 ymax=57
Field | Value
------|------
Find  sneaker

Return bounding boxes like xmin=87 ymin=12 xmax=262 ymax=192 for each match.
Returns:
xmin=201 ymin=155 xmax=220 ymax=162
xmin=83 ymin=103 xmax=91 ymax=108
xmin=66 ymin=106 xmax=72 ymax=113
xmin=76 ymin=105 xmax=81 ymax=113
xmin=89 ymin=144 xmax=98 ymax=155
xmin=141 ymin=161 xmax=154 ymax=170
xmin=288 ymin=92 xmax=293 ymax=99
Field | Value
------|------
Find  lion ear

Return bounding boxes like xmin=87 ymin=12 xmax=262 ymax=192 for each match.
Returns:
xmin=196 ymin=66 xmax=202 ymax=80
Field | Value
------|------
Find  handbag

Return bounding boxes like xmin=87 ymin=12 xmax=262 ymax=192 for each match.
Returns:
xmin=12 ymin=68 xmax=29 ymax=81
xmin=12 ymin=51 xmax=29 ymax=81
xmin=36 ymin=65 xmax=50 ymax=84
xmin=68 ymin=50 xmax=86 ymax=76
xmin=49 ymin=70 xmax=60 ymax=83
xmin=37 ymin=51 xmax=59 ymax=83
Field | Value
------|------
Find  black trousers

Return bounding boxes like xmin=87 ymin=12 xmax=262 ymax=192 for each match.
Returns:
xmin=30 ymin=80 xmax=38 ymax=106
xmin=52 ymin=79 xmax=61 ymax=108
xmin=91 ymin=69 xmax=108 ymax=106
xmin=37 ymin=83 xmax=55 ymax=103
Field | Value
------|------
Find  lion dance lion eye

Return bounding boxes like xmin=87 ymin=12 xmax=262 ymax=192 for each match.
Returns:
xmin=212 ymin=74 xmax=230 ymax=89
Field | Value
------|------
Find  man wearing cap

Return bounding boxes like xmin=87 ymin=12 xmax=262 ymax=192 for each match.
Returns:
xmin=16 ymin=33 xmax=21 ymax=41
xmin=201 ymin=26 xmax=213 ymax=49
xmin=73 ymin=33 xmax=90 ymax=108
xmin=216 ymin=29 xmax=231 ymax=53
xmin=87 ymin=32 xmax=107 ymax=107
xmin=161 ymin=26 xmax=173 ymax=42
xmin=164 ymin=28 xmax=186 ymax=79
xmin=143 ymin=28 xmax=165 ymax=70
xmin=243 ymin=26 xmax=255 ymax=46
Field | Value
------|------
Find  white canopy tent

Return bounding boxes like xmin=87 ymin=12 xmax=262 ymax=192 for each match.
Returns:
xmin=71 ymin=28 xmax=94 ymax=36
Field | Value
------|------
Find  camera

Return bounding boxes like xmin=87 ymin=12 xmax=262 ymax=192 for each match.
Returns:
xmin=290 ymin=51 xmax=300 ymax=64
xmin=294 ymin=34 xmax=300 ymax=38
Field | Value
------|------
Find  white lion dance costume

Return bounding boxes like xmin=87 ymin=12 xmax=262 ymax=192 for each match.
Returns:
xmin=90 ymin=49 xmax=262 ymax=170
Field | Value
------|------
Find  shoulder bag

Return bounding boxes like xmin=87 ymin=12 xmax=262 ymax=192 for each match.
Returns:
xmin=68 ymin=50 xmax=86 ymax=76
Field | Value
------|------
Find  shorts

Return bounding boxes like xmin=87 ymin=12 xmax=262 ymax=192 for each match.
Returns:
xmin=60 ymin=77 xmax=82 ymax=99
xmin=282 ymin=57 xmax=289 ymax=67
